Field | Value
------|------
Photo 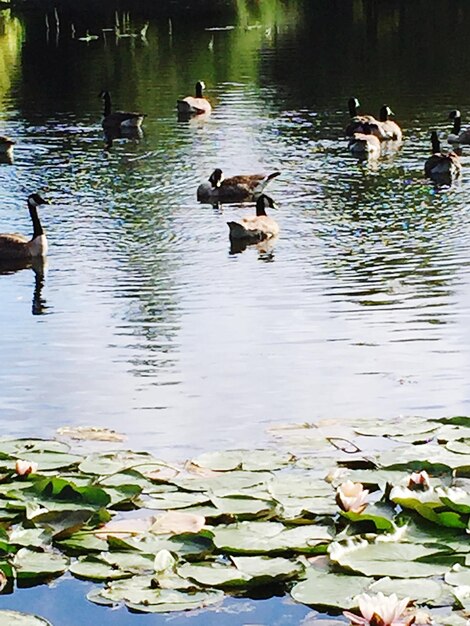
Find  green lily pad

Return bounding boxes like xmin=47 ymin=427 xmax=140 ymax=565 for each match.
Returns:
xmin=445 ymin=566 xmax=470 ymax=587
xmin=191 ymin=449 xmax=294 ymax=472
xmin=368 ymin=576 xmax=444 ymax=602
xmin=0 ymin=611 xmax=53 ymax=625
xmin=69 ymin=556 xmax=133 ymax=581
xmin=13 ymin=548 xmax=69 ymax=580
xmin=291 ymin=567 xmax=373 ymax=608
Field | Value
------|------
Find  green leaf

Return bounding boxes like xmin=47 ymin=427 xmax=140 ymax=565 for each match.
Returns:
xmin=291 ymin=567 xmax=372 ymax=608
xmin=368 ymin=576 xmax=444 ymax=602
xmin=12 ymin=548 xmax=69 ymax=580
xmin=0 ymin=611 xmax=53 ymax=625
xmin=445 ymin=566 xmax=470 ymax=587
xmin=69 ymin=556 xmax=133 ymax=581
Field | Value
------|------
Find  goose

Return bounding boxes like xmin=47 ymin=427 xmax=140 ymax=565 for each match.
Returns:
xmin=448 ymin=110 xmax=470 ymax=145
xmin=227 ymin=194 xmax=279 ymax=242
xmin=425 ymin=131 xmax=461 ymax=182
xmin=99 ymin=91 xmax=145 ymax=129
xmin=177 ymin=81 xmax=212 ymax=116
xmin=0 ymin=194 xmax=49 ymax=260
xmin=0 ymin=136 xmax=15 ymax=155
xmin=378 ymin=105 xmax=402 ymax=141
xmin=348 ymin=123 xmax=381 ymax=159
xmin=197 ymin=169 xmax=280 ymax=203
xmin=345 ymin=98 xmax=393 ymax=141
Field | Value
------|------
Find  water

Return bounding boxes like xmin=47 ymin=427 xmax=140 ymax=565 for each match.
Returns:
xmin=0 ymin=0 xmax=470 ymax=622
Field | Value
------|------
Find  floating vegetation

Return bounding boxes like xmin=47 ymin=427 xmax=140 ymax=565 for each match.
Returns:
xmin=0 ymin=417 xmax=466 ymax=622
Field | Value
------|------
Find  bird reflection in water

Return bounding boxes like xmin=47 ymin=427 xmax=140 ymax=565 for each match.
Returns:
xmin=103 ymin=126 xmax=143 ymax=152
xmin=0 ymin=257 xmax=49 ymax=316
xmin=229 ymin=236 xmax=277 ymax=262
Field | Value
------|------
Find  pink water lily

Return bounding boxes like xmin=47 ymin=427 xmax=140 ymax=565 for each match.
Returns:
xmin=15 ymin=460 xmax=38 ymax=476
xmin=344 ymin=592 xmax=412 ymax=626
xmin=407 ymin=470 xmax=430 ymax=491
xmin=336 ymin=480 xmax=369 ymax=513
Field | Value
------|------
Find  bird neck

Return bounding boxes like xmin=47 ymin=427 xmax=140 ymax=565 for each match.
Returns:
xmin=431 ymin=134 xmax=440 ymax=154
xmin=256 ymin=202 xmax=267 ymax=217
xmin=103 ymin=93 xmax=112 ymax=117
xmin=453 ymin=115 xmax=461 ymax=135
xmin=195 ymin=83 xmax=203 ymax=98
xmin=348 ymin=100 xmax=358 ymax=117
xmin=29 ymin=203 xmax=44 ymax=238
xmin=379 ymin=107 xmax=388 ymax=122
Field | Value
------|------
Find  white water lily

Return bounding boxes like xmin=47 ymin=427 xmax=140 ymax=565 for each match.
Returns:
xmin=344 ymin=591 xmax=411 ymax=626
xmin=407 ymin=471 xmax=430 ymax=491
xmin=389 ymin=484 xmax=439 ymax=506
xmin=15 ymin=460 xmax=38 ymax=476
xmin=336 ymin=481 xmax=369 ymax=513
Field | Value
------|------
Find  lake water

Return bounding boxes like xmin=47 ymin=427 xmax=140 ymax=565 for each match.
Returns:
xmin=0 ymin=0 xmax=470 ymax=622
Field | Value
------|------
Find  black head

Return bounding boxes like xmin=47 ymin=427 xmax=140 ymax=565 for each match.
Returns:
xmin=27 ymin=193 xmax=49 ymax=207
xmin=379 ymin=105 xmax=394 ymax=121
xmin=256 ymin=194 xmax=276 ymax=216
xmin=98 ymin=90 xmax=110 ymax=99
xmin=195 ymin=81 xmax=205 ymax=98
xmin=449 ymin=109 xmax=461 ymax=120
xmin=208 ymin=168 xmax=223 ymax=188
xmin=348 ymin=97 xmax=360 ymax=117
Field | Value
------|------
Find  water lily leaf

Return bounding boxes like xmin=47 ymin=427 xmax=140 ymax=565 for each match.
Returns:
xmin=0 ymin=439 xmax=71 ymax=456
xmin=231 ymin=555 xmax=305 ymax=581
xmin=445 ymin=566 xmax=470 ymax=587
xmin=209 ymin=495 xmax=277 ymax=519
xmin=31 ymin=509 xmax=96 ymax=539
xmin=56 ymin=531 xmax=108 ymax=554
xmin=446 ymin=440 xmax=470 ymax=455
xmin=56 ymin=426 xmax=125 ymax=442
xmin=413 ymin=504 xmax=468 ymax=528
xmin=78 ymin=451 xmax=161 ymax=476
xmin=291 ymin=567 xmax=373 ymax=608
xmin=103 ymin=485 xmax=142 ymax=508
xmin=0 ymin=611 xmax=53 ymax=625
xmin=173 ymin=471 xmax=273 ymax=495
xmin=69 ymin=555 xmax=132 ymax=581
xmin=340 ymin=503 xmax=396 ymax=531
xmin=150 ymin=512 xmax=205 ymax=535
xmin=211 ymin=521 xmax=331 ymax=554
xmin=143 ymin=491 xmax=211 ymax=510
xmin=177 ymin=561 xmax=252 ymax=588
xmin=354 ymin=419 xmax=438 ymax=438
xmin=269 ymin=474 xmax=333 ymax=499
xmin=96 ymin=517 xmax=155 ymax=539
xmin=15 ymin=451 xmax=82 ymax=472
xmin=377 ymin=444 xmax=470 ymax=472
xmin=329 ymin=540 xmax=451 ymax=577
xmin=191 ymin=450 xmax=295 ymax=472
xmin=368 ymin=576 xmax=444 ymax=602
xmin=9 ymin=527 xmax=50 ymax=549
xmin=13 ymin=548 xmax=69 ymax=580
xmin=111 ymin=532 xmax=214 ymax=560
xmin=437 ymin=488 xmax=470 ymax=514
xmin=31 ymin=477 xmax=110 ymax=507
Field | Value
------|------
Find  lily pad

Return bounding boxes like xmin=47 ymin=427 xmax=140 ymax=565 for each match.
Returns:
xmin=291 ymin=567 xmax=373 ymax=608
xmin=13 ymin=548 xmax=69 ymax=580
xmin=0 ymin=611 xmax=53 ymax=625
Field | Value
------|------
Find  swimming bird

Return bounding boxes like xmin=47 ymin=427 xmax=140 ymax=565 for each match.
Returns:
xmin=0 ymin=136 xmax=15 ymax=155
xmin=0 ymin=194 xmax=49 ymax=260
xmin=99 ymin=91 xmax=145 ymax=129
xmin=227 ymin=194 xmax=279 ymax=242
xmin=378 ymin=105 xmax=402 ymax=141
xmin=425 ymin=131 xmax=461 ymax=182
xmin=348 ymin=123 xmax=381 ymax=159
xmin=345 ymin=98 xmax=393 ymax=141
xmin=448 ymin=109 xmax=470 ymax=145
xmin=197 ymin=169 xmax=280 ymax=203
xmin=177 ymin=81 xmax=212 ymax=116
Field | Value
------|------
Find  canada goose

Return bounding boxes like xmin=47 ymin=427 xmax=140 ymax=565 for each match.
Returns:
xmin=425 ymin=131 xmax=461 ymax=182
xmin=177 ymin=81 xmax=212 ymax=116
xmin=0 ymin=136 xmax=15 ymax=155
xmin=99 ymin=91 xmax=145 ymax=129
xmin=227 ymin=194 xmax=279 ymax=242
xmin=348 ymin=123 xmax=381 ymax=159
xmin=378 ymin=105 xmax=402 ymax=141
xmin=448 ymin=110 xmax=470 ymax=145
xmin=197 ymin=169 xmax=280 ymax=203
xmin=0 ymin=194 xmax=49 ymax=261
xmin=345 ymin=98 xmax=393 ymax=141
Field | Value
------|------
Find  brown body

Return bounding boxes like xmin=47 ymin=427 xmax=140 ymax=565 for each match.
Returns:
xmin=99 ymin=91 xmax=145 ymax=129
xmin=177 ymin=81 xmax=211 ymax=115
xmin=0 ymin=194 xmax=49 ymax=261
xmin=345 ymin=98 xmax=398 ymax=141
xmin=348 ymin=123 xmax=381 ymax=159
xmin=197 ymin=169 xmax=280 ymax=203
xmin=425 ymin=131 xmax=461 ymax=182
xmin=448 ymin=110 xmax=470 ymax=145
xmin=227 ymin=194 xmax=279 ymax=242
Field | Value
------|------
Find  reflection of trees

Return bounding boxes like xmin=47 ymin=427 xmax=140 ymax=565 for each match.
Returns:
xmin=0 ymin=12 xmax=23 ymax=106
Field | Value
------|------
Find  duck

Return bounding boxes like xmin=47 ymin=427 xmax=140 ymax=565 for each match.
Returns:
xmin=227 ymin=194 xmax=279 ymax=242
xmin=99 ymin=91 xmax=145 ymax=129
xmin=345 ymin=98 xmax=394 ymax=141
xmin=378 ymin=105 xmax=402 ymax=141
xmin=448 ymin=110 xmax=470 ymax=145
xmin=0 ymin=135 xmax=15 ymax=155
xmin=177 ymin=81 xmax=212 ymax=116
xmin=0 ymin=194 xmax=49 ymax=260
xmin=348 ymin=123 xmax=381 ymax=159
xmin=424 ymin=131 xmax=461 ymax=182
xmin=197 ymin=169 xmax=280 ymax=203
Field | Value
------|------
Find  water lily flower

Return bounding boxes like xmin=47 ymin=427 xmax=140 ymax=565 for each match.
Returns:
xmin=344 ymin=591 xmax=412 ymax=626
xmin=15 ymin=460 xmax=38 ymax=476
xmin=336 ymin=480 xmax=369 ymax=513
xmin=407 ymin=470 xmax=430 ymax=491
